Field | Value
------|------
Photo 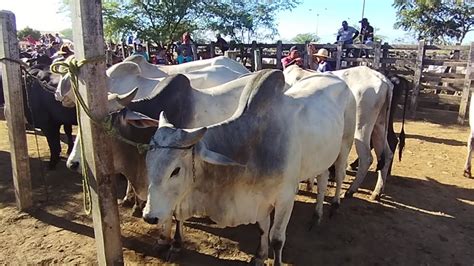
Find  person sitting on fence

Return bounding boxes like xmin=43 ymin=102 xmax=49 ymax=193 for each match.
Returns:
xmin=359 ymin=18 xmax=374 ymax=44
xmin=337 ymin=21 xmax=359 ymax=45
xmin=132 ymin=44 xmax=149 ymax=61
xmin=177 ymin=32 xmax=196 ymax=62
xmin=215 ymin=33 xmax=229 ymax=53
xmin=314 ymin=48 xmax=332 ymax=72
xmin=281 ymin=46 xmax=303 ymax=69
xmin=177 ymin=49 xmax=193 ymax=64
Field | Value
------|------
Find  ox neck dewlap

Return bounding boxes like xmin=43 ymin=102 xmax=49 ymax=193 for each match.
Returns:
xmin=149 ymin=141 xmax=196 ymax=182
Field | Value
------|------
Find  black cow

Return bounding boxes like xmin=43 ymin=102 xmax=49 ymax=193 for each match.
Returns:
xmin=349 ymin=74 xmax=410 ymax=177
xmin=23 ymin=69 xmax=77 ymax=169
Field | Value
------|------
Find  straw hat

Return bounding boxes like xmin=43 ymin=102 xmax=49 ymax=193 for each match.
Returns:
xmin=313 ymin=48 xmax=329 ymax=58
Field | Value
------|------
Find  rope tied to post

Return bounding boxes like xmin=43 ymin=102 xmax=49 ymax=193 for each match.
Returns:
xmin=50 ymin=56 xmax=152 ymax=214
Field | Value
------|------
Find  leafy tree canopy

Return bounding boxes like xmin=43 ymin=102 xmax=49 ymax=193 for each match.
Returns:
xmin=393 ymin=0 xmax=474 ymax=44
xmin=17 ymin=27 xmax=41 ymax=40
xmin=61 ymin=0 xmax=300 ymax=44
xmin=291 ymin=33 xmax=320 ymax=44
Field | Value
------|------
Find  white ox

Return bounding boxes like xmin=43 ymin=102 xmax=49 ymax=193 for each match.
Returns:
xmin=125 ymin=54 xmax=250 ymax=78
xmin=55 ymin=61 xmax=246 ymax=108
xmin=142 ymin=70 xmax=356 ymax=265
xmin=284 ymin=65 xmax=394 ymax=200
xmin=464 ymin=91 xmax=474 ymax=178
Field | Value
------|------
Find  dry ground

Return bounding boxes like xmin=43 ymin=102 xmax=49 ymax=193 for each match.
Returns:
xmin=0 ymin=111 xmax=473 ymax=265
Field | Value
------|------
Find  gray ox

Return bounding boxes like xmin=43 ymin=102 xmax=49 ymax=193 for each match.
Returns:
xmin=142 ymin=70 xmax=356 ymax=265
xmin=66 ymin=74 xmax=255 ymax=219
xmin=284 ymin=65 xmax=394 ymax=200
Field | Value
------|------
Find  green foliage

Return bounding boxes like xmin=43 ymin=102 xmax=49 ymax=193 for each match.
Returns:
xmin=393 ymin=0 xmax=474 ymax=44
xmin=60 ymin=0 xmax=300 ymax=44
xmin=291 ymin=33 xmax=320 ymax=44
xmin=17 ymin=27 xmax=41 ymax=40
xmin=60 ymin=28 xmax=73 ymax=40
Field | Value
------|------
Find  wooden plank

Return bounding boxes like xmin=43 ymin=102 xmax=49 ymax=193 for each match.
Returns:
xmin=254 ymin=49 xmax=262 ymax=71
xmin=71 ymin=0 xmax=123 ymax=264
xmin=380 ymin=58 xmax=416 ymax=64
xmin=209 ymin=42 xmax=215 ymax=58
xmin=422 ymin=72 xmax=465 ymax=79
xmin=421 ymin=76 xmax=465 ymax=85
xmin=336 ymin=42 xmax=343 ymax=70
xmin=410 ymin=40 xmax=426 ymax=117
xmin=424 ymin=44 xmax=470 ymax=51
xmin=344 ymin=58 xmax=374 ymax=63
xmin=421 ymin=84 xmax=461 ymax=92
xmin=276 ymin=40 xmax=282 ymax=69
xmin=418 ymin=93 xmax=461 ymax=105
xmin=0 ymin=10 xmax=32 ymax=211
xmin=423 ymin=59 xmax=467 ymax=67
xmin=345 ymin=44 xmax=375 ymax=49
xmin=386 ymin=44 xmax=418 ymax=50
xmin=458 ymin=42 xmax=474 ymax=124
xmin=251 ymin=41 xmax=257 ymax=71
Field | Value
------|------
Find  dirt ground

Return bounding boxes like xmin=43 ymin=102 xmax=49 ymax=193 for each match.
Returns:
xmin=1 ymin=110 xmax=474 ymax=265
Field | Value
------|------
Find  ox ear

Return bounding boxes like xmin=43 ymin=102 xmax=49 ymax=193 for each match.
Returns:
xmin=116 ymin=87 xmax=138 ymax=106
xmin=196 ymin=142 xmax=244 ymax=167
xmin=124 ymin=110 xmax=159 ymax=128
xmin=176 ymin=127 xmax=207 ymax=147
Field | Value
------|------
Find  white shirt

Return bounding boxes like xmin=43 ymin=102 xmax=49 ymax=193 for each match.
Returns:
xmin=337 ymin=26 xmax=358 ymax=43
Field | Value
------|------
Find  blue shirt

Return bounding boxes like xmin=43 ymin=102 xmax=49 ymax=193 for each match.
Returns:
xmin=317 ymin=61 xmax=332 ymax=72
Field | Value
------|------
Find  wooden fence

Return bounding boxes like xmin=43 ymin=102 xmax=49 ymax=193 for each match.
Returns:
xmin=191 ymin=40 xmax=473 ymax=124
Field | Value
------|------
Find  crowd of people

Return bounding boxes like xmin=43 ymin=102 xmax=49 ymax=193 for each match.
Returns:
xmin=281 ymin=17 xmax=375 ymax=72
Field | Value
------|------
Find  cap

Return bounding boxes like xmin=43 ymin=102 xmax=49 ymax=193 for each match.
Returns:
xmin=359 ymin=18 xmax=368 ymax=23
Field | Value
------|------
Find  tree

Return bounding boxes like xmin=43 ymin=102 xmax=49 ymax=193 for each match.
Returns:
xmin=59 ymin=0 xmax=300 ymax=44
xmin=393 ymin=0 xmax=474 ymax=44
xmin=291 ymin=33 xmax=319 ymax=44
xmin=17 ymin=27 xmax=41 ymax=40
xmin=60 ymin=28 xmax=73 ymax=40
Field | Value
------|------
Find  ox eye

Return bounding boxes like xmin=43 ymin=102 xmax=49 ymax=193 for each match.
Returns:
xmin=170 ymin=167 xmax=180 ymax=178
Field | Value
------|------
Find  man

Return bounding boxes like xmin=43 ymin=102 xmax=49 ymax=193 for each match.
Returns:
xmin=54 ymin=33 xmax=63 ymax=45
xmin=132 ymin=44 xmax=149 ymax=61
xmin=215 ymin=34 xmax=229 ymax=53
xmin=281 ymin=46 xmax=303 ymax=69
xmin=337 ymin=21 xmax=359 ymax=44
xmin=359 ymin=18 xmax=374 ymax=44
xmin=313 ymin=48 xmax=332 ymax=73
xmin=177 ymin=32 xmax=196 ymax=62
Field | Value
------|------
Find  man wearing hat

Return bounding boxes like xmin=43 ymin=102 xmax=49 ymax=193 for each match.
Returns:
xmin=359 ymin=18 xmax=374 ymax=44
xmin=281 ymin=46 xmax=303 ymax=69
xmin=313 ymin=48 xmax=332 ymax=73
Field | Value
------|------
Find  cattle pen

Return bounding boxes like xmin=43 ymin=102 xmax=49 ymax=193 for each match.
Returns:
xmin=1 ymin=2 xmax=474 ymax=266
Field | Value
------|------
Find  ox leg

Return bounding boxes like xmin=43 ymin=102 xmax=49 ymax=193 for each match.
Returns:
xmin=63 ymin=124 xmax=74 ymax=155
xmin=270 ymin=195 xmax=295 ymax=266
xmin=345 ymin=138 xmax=372 ymax=198
xmin=132 ymin=196 xmax=145 ymax=218
xmin=43 ymin=124 xmax=62 ymax=170
xmin=119 ymin=180 xmax=136 ymax=208
xmin=464 ymin=133 xmax=474 ymax=178
xmin=371 ymin=125 xmax=394 ymax=201
xmin=252 ymin=215 xmax=270 ymax=266
xmin=166 ymin=220 xmax=183 ymax=261
xmin=310 ymin=170 xmax=329 ymax=228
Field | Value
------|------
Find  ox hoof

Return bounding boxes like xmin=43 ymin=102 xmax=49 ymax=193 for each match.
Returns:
xmin=165 ymin=241 xmax=182 ymax=262
xmin=344 ymin=190 xmax=355 ymax=199
xmin=118 ymin=198 xmax=135 ymax=208
xmin=132 ymin=206 xmax=143 ymax=218
xmin=370 ymin=193 xmax=381 ymax=201
xmin=329 ymin=202 xmax=340 ymax=218
xmin=307 ymin=211 xmax=321 ymax=231
xmin=463 ymin=169 xmax=471 ymax=178
xmin=250 ymin=257 xmax=266 ymax=266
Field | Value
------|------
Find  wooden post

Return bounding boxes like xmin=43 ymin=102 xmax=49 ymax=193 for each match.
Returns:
xmin=71 ymin=1 xmax=123 ymax=264
xmin=0 ymin=11 xmax=32 ymax=211
xmin=372 ymin=42 xmax=381 ymax=70
xmin=209 ymin=42 xmax=215 ymax=58
xmin=276 ymin=40 xmax=283 ymax=69
xmin=381 ymin=42 xmax=389 ymax=71
xmin=254 ymin=49 xmax=262 ymax=71
xmin=303 ymin=41 xmax=310 ymax=69
xmin=224 ymin=50 xmax=238 ymax=61
xmin=239 ymin=43 xmax=245 ymax=65
xmin=458 ymin=42 xmax=474 ymax=124
xmin=410 ymin=40 xmax=426 ymax=118
xmin=121 ymin=42 xmax=127 ymax=59
xmin=105 ymin=49 xmax=113 ymax=66
xmin=336 ymin=42 xmax=343 ymax=70
xmin=308 ymin=43 xmax=314 ymax=70
xmin=250 ymin=41 xmax=257 ymax=71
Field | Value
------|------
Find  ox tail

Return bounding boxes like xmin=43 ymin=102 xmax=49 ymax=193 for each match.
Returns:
xmin=398 ymin=80 xmax=409 ymax=161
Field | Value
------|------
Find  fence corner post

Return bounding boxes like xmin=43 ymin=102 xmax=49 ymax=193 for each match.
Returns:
xmin=410 ymin=39 xmax=426 ymax=118
xmin=336 ymin=42 xmax=343 ymax=70
xmin=458 ymin=42 xmax=474 ymax=124
xmin=276 ymin=40 xmax=283 ymax=69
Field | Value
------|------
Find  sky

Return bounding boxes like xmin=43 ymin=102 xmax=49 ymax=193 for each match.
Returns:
xmin=1 ymin=0 xmax=473 ymax=44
